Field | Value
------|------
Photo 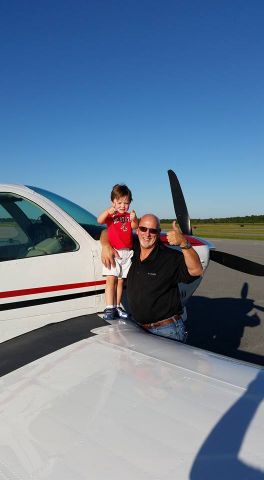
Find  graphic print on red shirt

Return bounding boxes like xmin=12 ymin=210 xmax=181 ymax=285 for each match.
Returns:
xmin=105 ymin=212 xmax=133 ymax=249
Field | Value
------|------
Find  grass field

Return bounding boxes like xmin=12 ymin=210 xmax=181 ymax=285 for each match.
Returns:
xmin=160 ymin=223 xmax=264 ymax=241
xmin=1 ymin=221 xmax=264 ymax=241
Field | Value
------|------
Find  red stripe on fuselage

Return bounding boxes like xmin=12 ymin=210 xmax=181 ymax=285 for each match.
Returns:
xmin=0 ymin=280 xmax=106 ymax=299
xmin=160 ymin=233 xmax=205 ymax=246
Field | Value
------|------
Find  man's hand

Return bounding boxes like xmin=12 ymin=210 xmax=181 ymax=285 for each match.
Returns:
xmin=167 ymin=221 xmax=203 ymax=276
xmin=101 ymin=244 xmax=120 ymax=269
xmin=100 ymin=229 xmax=120 ymax=268
xmin=166 ymin=221 xmax=185 ymax=246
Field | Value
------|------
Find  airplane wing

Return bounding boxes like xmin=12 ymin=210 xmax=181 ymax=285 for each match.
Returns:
xmin=0 ymin=315 xmax=264 ymax=479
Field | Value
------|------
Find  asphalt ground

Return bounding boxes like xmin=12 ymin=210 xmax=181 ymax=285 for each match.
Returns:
xmin=187 ymin=239 xmax=264 ymax=367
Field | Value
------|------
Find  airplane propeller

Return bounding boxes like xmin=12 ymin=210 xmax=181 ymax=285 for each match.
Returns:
xmin=168 ymin=170 xmax=192 ymax=236
xmin=167 ymin=169 xmax=264 ymax=276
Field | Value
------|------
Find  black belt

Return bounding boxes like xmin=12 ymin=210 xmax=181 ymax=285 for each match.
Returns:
xmin=142 ymin=313 xmax=182 ymax=329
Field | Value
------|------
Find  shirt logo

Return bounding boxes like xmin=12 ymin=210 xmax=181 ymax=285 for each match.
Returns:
xmin=147 ymin=272 xmax=157 ymax=276
xmin=113 ymin=215 xmax=130 ymax=231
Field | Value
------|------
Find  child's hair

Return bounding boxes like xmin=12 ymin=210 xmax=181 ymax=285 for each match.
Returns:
xmin=111 ymin=184 xmax=133 ymax=202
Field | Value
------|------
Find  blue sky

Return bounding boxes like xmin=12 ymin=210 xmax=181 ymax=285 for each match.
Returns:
xmin=1 ymin=0 xmax=263 ymax=219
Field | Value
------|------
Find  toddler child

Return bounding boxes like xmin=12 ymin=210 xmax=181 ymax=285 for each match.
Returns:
xmin=97 ymin=184 xmax=138 ymax=320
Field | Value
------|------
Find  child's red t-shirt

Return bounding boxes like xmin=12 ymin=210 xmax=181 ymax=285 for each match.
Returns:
xmin=105 ymin=212 xmax=133 ymax=249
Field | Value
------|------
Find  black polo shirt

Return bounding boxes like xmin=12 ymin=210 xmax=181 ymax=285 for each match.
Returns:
xmin=126 ymin=240 xmax=200 ymax=325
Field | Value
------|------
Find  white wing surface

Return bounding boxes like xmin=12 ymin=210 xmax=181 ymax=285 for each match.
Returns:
xmin=0 ymin=318 xmax=263 ymax=479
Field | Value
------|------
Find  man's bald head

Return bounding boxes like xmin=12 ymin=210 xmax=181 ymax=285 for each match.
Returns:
xmin=139 ymin=214 xmax=160 ymax=229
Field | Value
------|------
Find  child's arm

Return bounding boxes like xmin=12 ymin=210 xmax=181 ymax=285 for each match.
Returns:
xmin=97 ymin=207 xmax=116 ymax=224
xmin=130 ymin=210 xmax=139 ymax=229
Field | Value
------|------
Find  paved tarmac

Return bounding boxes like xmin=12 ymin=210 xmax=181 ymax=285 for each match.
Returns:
xmin=187 ymin=239 xmax=264 ymax=366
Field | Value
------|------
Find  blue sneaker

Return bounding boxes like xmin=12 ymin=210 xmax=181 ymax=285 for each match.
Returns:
xmin=103 ymin=308 xmax=117 ymax=321
xmin=116 ymin=306 xmax=129 ymax=319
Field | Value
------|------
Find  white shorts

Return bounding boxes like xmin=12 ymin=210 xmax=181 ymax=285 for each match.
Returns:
xmin=102 ymin=248 xmax=134 ymax=279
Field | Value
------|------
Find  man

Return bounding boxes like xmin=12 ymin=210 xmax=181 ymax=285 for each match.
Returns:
xmin=100 ymin=214 xmax=203 ymax=342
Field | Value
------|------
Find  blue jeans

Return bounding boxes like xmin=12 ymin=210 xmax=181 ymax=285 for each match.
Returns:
xmin=144 ymin=315 xmax=187 ymax=343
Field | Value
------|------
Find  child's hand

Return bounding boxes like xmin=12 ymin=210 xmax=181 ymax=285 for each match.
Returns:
xmin=108 ymin=206 xmax=116 ymax=215
xmin=130 ymin=210 xmax=136 ymax=221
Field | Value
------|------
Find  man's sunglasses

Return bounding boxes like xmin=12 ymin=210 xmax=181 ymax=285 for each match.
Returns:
xmin=138 ymin=226 xmax=160 ymax=235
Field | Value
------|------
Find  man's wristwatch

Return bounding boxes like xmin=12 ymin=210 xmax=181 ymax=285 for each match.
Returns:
xmin=180 ymin=240 xmax=192 ymax=250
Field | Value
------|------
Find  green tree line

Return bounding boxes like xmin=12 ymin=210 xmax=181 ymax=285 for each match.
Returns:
xmin=161 ymin=214 xmax=264 ymax=224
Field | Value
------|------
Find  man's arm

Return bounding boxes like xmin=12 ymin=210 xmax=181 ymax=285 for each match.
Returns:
xmin=100 ymin=229 xmax=120 ymax=268
xmin=167 ymin=221 xmax=203 ymax=276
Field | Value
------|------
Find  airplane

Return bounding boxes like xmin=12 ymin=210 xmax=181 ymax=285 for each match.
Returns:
xmin=0 ymin=171 xmax=263 ymax=479
xmin=1 ymin=170 xmax=263 ymax=344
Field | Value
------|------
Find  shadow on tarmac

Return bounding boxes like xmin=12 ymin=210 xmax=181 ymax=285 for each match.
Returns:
xmin=187 ymin=282 xmax=264 ymax=366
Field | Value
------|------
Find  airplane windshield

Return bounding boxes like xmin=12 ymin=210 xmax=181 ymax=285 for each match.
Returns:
xmin=28 ymin=186 xmax=104 ymax=240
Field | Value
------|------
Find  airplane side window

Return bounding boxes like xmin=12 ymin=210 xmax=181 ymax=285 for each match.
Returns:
xmin=0 ymin=193 xmax=78 ymax=262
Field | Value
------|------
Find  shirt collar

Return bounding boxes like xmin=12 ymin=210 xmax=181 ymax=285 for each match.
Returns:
xmin=134 ymin=240 xmax=162 ymax=263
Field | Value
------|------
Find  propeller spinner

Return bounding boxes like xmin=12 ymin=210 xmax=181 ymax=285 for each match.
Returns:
xmin=167 ymin=169 xmax=264 ymax=276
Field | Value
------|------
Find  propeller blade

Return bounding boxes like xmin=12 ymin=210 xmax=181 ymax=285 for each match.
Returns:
xmin=210 ymin=250 xmax=264 ymax=276
xmin=167 ymin=169 xmax=263 ymax=276
xmin=167 ymin=170 xmax=192 ymax=235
